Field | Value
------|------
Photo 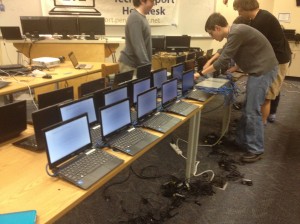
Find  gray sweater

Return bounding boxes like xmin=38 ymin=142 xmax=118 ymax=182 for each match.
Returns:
xmin=214 ymin=24 xmax=278 ymax=76
xmin=119 ymin=9 xmax=152 ymax=68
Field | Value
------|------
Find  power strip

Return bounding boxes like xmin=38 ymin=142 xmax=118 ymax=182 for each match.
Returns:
xmin=170 ymin=143 xmax=182 ymax=155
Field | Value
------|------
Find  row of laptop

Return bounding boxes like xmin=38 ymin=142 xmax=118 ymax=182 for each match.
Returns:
xmin=1 ymin=64 xmax=215 ymax=190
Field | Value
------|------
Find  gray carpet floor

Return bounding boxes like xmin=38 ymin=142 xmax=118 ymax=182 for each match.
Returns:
xmin=55 ymin=77 xmax=300 ymax=224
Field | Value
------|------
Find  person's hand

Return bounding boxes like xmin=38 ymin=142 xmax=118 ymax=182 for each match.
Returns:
xmin=194 ymin=72 xmax=200 ymax=80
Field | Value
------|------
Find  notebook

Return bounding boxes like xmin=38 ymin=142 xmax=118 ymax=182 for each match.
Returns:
xmin=182 ymin=69 xmax=214 ymax=102
xmin=136 ymin=63 xmax=152 ymax=79
xmin=195 ymin=77 xmax=229 ymax=89
xmin=0 ymin=100 xmax=27 ymax=143
xmin=136 ymin=87 xmax=181 ymax=133
xmin=59 ymin=96 xmax=102 ymax=144
xmin=78 ymin=78 xmax=106 ymax=98
xmin=68 ymin=51 xmax=93 ymax=69
xmin=112 ymin=70 xmax=134 ymax=88
xmin=93 ymin=87 xmax=112 ymax=113
xmin=171 ymin=62 xmax=185 ymax=89
xmin=0 ymin=210 xmax=37 ymax=224
xmin=13 ymin=105 xmax=62 ymax=151
xmin=0 ymin=26 xmax=24 ymax=40
xmin=161 ymin=78 xmax=198 ymax=117
xmin=49 ymin=0 xmax=101 ymax=16
xmin=151 ymin=68 xmax=168 ymax=97
xmin=98 ymin=98 xmax=159 ymax=156
xmin=43 ymin=114 xmax=123 ymax=190
xmin=130 ymin=77 xmax=151 ymax=105
xmin=103 ymin=85 xmax=128 ymax=106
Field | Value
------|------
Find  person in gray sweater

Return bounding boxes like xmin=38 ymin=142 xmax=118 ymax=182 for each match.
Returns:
xmin=118 ymin=0 xmax=155 ymax=79
xmin=196 ymin=12 xmax=278 ymax=162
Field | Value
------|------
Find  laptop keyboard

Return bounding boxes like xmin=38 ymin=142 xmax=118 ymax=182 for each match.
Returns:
xmin=110 ymin=128 xmax=148 ymax=149
xmin=143 ymin=113 xmax=174 ymax=130
xmin=187 ymin=90 xmax=212 ymax=101
xmin=167 ymin=101 xmax=193 ymax=114
xmin=60 ymin=149 xmax=117 ymax=182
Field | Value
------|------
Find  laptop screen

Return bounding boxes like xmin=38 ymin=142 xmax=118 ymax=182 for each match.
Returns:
xmin=104 ymin=86 xmax=128 ymax=106
xmin=44 ymin=114 xmax=91 ymax=169
xmin=182 ymin=69 xmax=195 ymax=95
xmin=99 ymin=99 xmax=131 ymax=138
xmin=161 ymin=78 xmax=178 ymax=105
xmin=136 ymin=63 xmax=152 ymax=79
xmin=54 ymin=0 xmax=95 ymax=7
xmin=79 ymin=78 xmax=105 ymax=98
xmin=59 ymin=96 xmax=97 ymax=126
xmin=151 ymin=68 xmax=167 ymax=90
xmin=0 ymin=26 xmax=23 ymax=40
xmin=38 ymin=86 xmax=74 ymax=109
xmin=137 ymin=87 xmax=157 ymax=119
xmin=171 ymin=63 xmax=185 ymax=81
xmin=132 ymin=78 xmax=151 ymax=104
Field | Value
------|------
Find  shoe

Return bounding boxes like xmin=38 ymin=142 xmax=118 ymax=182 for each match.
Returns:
xmin=267 ymin=114 xmax=276 ymax=123
xmin=241 ymin=151 xmax=263 ymax=163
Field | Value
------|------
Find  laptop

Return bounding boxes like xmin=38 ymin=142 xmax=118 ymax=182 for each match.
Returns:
xmin=130 ymin=77 xmax=151 ymax=105
xmin=171 ymin=62 xmax=185 ymax=88
xmin=59 ymin=96 xmax=102 ymax=144
xmin=0 ymin=100 xmax=27 ymax=143
xmin=0 ymin=26 xmax=24 ymax=40
xmin=103 ymin=85 xmax=128 ymax=106
xmin=151 ymin=68 xmax=168 ymax=97
xmin=49 ymin=0 xmax=101 ymax=16
xmin=176 ymin=55 xmax=186 ymax=64
xmin=93 ymin=87 xmax=112 ymax=113
xmin=184 ymin=59 xmax=195 ymax=71
xmin=161 ymin=78 xmax=198 ymax=117
xmin=38 ymin=86 xmax=74 ymax=109
xmin=78 ymin=78 xmax=106 ymax=98
xmin=112 ymin=70 xmax=134 ymax=88
xmin=195 ymin=77 xmax=229 ymax=90
xmin=98 ymin=98 xmax=159 ymax=156
xmin=43 ymin=114 xmax=123 ymax=190
xmin=182 ymin=69 xmax=214 ymax=102
xmin=68 ymin=51 xmax=93 ymax=69
xmin=136 ymin=63 xmax=152 ymax=79
xmin=136 ymin=87 xmax=181 ymax=133
xmin=13 ymin=105 xmax=62 ymax=151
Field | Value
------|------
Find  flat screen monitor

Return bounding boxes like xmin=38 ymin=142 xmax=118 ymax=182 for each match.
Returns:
xmin=20 ymin=16 xmax=51 ymax=39
xmin=165 ymin=35 xmax=191 ymax=53
xmin=78 ymin=17 xmax=105 ymax=40
xmin=151 ymin=35 xmax=165 ymax=53
xmin=49 ymin=17 xmax=78 ymax=39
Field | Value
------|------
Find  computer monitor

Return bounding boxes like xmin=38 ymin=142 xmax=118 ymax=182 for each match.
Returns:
xmin=165 ymin=35 xmax=191 ymax=53
xmin=78 ymin=17 xmax=105 ymax=40
xmin=20 ymin=16 xmax=51 ymax=39
xmin=151 ymin=35 xmax=165 ymax=54
xmin=49 ymin=17 xmax=78 ymax=39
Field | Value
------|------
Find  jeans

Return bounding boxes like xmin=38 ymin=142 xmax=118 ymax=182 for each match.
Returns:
xmin=236 ymin=66 xmax=278 ymax=154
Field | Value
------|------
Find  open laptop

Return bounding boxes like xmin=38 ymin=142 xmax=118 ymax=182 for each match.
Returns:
xmin=59 ymin=96 xmax=102 ymax=145
xmin=112 ymin=70 xmax=134 ymax=88
xmin=195 ymin=77 xmax=229 ymax=90
xmin=49 ymin=0 xmax=101 ymax=16
xmin=136 ymin=63 xmax=152 ymax=79
xmin=68 ymin=51 xmax=93 ymax=69
xmin=78 ymin=78 xmax=106 ymax=98
xmin=182 ymin=69 xmax=214 ymax=102
xmin=151 ymin=68 xmax=168 ymax=97
xmin=171 ymin=62 xmax=185 ymax=88
xmin=136 ymin=87 xmax=181 ymax=133
xmin=43 ymin=114 xmax=123 ymax=190
xmin=38 ymin=86 xmax=74 ymax=109
xmin=0 ymin=100 xmax=27 ymax=143
xmin=98 ymin=98 xmax=159 ymax=156
xmin=93 ymin=87 xmax=112 ymax=113
xmin=103 ymin=85 xmax=128 ymax=106
xmin=161 ymin=78 xmax=198 ymax=117
xmin=13 ymin=105 xmax=62 ymax=151
xmin=0 ymin=26 xmax=24 ymax=40
xmin=130 ymin=77 xmax=151 ymax=105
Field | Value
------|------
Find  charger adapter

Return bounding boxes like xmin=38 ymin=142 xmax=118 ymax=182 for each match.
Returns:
xmin=170 ymin=143 xmax=182 ymax=155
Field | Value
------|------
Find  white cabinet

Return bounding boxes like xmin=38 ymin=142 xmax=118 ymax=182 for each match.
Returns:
xmin=288 ymin=42 xmax=300 ymax=77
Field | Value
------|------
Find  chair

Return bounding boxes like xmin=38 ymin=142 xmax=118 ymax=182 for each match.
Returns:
xmin=101 ymin=63 xmax=120 ymax=86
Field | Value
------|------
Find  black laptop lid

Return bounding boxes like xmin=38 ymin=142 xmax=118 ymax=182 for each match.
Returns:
xmin=78 ymin=78 xmax=105 ymax=98
xmin=161 ymin=78 xmax=178 ymax=106
xmin=0 ymin=100 xmax=27 ymax=143
xmin=171 ymin=63 xmax=184 ymax=81
xmin=44 ymin=114 xmax=92 ymax=170
xmin=99 ymin=98 xmax=131 ymax=140
xmin=136 ymin=63 xmax=152 ymax=79
xmin=0 ymin=26 xmax=23 ymax=40
xmin=32 ymin=105 xmax=62 ymax=150
xmin=59 ymin=96 xmax=98 ymax=126
xmin=137 ymin=87 xmax=158 ymax=121
xmin=151 ymin=68 xmax=168 ymax=90
xmin=38 ymin=86 xmax=74 ymax=109
xmin=93 ymin=87 xmax=111 ymax=112
xmin=182 ymin=69 xmax=195 ymax=95
xmin=113 ymin=70 xmax=134 ymax=87
xmin=104 ymin=85 xmax=128 ymax=106
xmin=132 ymin=77 xmax=151 ymax=105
